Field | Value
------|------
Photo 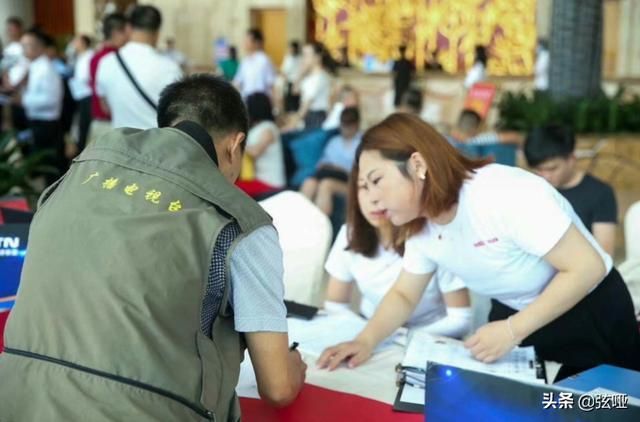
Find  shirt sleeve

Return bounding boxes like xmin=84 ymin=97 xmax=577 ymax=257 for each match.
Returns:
xmin=403 ymin=231 xmax=438 ymax=275
xmin=434 ymin=269 xmax=466 ymax=293
xmin=324 ymin=225 xmax=354 ymax=282
xmin=593 ymin=182 xmax=618 ymax=224
xmin=232 ymin=61 xmax=245 ymax=86
xmin=229 ymin=225 xmax=288 ymax=332
xmin=95 ymin=55 xmax=110 ymax=97
xmin=504 ymin=174 xmax=572 ymax=257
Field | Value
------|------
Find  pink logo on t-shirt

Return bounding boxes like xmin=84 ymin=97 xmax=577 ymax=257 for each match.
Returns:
xmin=474 ymin=238 xmax=499 ymax=247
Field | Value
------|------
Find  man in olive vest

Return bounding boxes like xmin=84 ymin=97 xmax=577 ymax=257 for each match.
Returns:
xmin=0 ymin=74 xmax=306 ymax=421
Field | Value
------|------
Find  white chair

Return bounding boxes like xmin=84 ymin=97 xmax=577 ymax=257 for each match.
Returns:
xmin=259 ymin=191 xmax=333 ymax=307
xmin=624 ymin=201 xmax=640 ymax=261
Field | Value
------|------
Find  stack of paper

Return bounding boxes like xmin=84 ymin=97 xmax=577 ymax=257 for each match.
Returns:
xmin=394 ymin=329 xmax=544 ymax=412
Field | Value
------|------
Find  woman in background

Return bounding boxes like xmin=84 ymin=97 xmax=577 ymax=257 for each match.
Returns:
xmin=236 ymin=92 xmax=286 ymax=198
xmin=464 ymin=45 xmax=487 ymax=89
xmin=292 ymin=42 xmax=336 ymax=130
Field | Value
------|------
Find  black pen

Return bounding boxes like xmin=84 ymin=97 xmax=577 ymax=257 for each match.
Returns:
xmin=289 ymin=341 xmax=299 ymax=351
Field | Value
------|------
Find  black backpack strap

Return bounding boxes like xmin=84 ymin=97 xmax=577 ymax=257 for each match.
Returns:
xmin=115 ymin=51 xmax=157 ymax=111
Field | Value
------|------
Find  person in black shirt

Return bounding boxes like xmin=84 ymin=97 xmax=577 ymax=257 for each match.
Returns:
xmin=525 ymin=125 xmax=617 ymax=256
xmin=392 ymin=45 xmax=414 ymax=107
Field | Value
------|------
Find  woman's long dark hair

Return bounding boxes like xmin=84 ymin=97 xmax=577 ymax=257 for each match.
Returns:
xmin=310 ymin=42 xmax=338 ymax=75
xmin=246 ymin=93 xmax=274 ymax=127
xmin=474 ymin=45 xmax=488 ymax=66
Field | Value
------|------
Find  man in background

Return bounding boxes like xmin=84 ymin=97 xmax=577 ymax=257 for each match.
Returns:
xmin=17 ymin=29 xmax=64 ymax=183
xmin=89 ymin=12 xmax=127 ymax=140
xmin=233 ymin=28 xmax=276 ymax=99
xmin=96 ymin=5 xmax=181 ymax=129
xmin=525 ymin=125 xmax=617 ymax=256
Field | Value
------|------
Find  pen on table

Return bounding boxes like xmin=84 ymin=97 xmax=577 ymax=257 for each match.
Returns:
xmin=289 ymin=341 xmax=299 ymax=351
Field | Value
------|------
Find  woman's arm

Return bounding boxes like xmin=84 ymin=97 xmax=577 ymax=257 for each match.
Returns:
xmin=245 ymin=127 xmax=275 ymax=159
xmin=465 ymin=224 xmax=606 ymax=362
xmin=420 ymin=288 xmax=472 ymax=339
xmin=324 ymin=276 xmax=354 ymax=313
xmin=317 ymin=270 xmax=433 ymax=370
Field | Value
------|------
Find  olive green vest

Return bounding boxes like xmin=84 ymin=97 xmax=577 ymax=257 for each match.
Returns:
xmin=0 ymin=125 xmax=271 ymax=421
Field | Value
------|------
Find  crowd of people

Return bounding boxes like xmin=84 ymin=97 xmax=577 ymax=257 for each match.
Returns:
xmin=0 ymin=4 xmax=638 ymax=420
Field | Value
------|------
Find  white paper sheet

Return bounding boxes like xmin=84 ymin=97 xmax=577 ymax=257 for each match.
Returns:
xmin=236 ymin=352 xmax=260 ymax=399
xmin=402 ymin=330 xmax=543 ymax=384
xmin=287 ymin=312 xmax=397 ymax=357
xmin=400 ymin=384 xmax=425 ymax=406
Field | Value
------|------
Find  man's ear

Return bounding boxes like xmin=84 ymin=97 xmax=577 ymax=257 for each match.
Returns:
xmin=227 ymin=132 xmax=246 ymax=158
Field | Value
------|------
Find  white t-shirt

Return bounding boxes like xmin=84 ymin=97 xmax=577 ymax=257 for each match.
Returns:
xmin=464 ymin=62 xmax=486 ymax=88
xmin=22 ymin=55 xmax=63 ymax=121
xmin=96 ymin=42 xmax=183 ymax=129
xmin=403 ymin=164 xmax=613 ymax=311
xmin=233 ymin=51 xmax=276 ymax=98
xmin=246 ymin=121 xmax=286 ymax=188
xmin=534 ymin=49 xmax=550 ymax=90
xmin=69 ymin=49 xmax=94 ymax=100
xmin=281 ymin=54 xmax=302 ymax=83
xmin=2 ymin=41 xmax=29 ymax=87
xmin=325 ymin=225 xmax=466 ymax=327
xmin=300 ymin=69 xmax=332 ymax=112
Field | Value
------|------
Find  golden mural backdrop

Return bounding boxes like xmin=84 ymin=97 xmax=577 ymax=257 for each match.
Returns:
xmin=313 ymin=0 xmax=537 ymax=75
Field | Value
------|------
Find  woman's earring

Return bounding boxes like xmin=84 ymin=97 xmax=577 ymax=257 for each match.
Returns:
xmin=419 ymin=173 xmax=426 ymax=180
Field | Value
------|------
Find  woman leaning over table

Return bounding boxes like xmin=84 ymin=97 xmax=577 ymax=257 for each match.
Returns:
xmin=317 ymin=113 xmax=640 ymax=381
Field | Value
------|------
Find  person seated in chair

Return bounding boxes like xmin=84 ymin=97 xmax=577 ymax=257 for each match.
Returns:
xmin=300 ymin=107 xmax=361 ymax=215
xmin=525 ymin=125 xmax=617 ymax=256
xmin=324 ymin=155 xmax=472 ymax=336
xmin=449 ymin=109 xmax=522 ymax=146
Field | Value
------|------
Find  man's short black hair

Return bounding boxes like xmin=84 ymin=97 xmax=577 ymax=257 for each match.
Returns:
xmin=290 ymin=40 xmax=300 ymax=56
xmin=24 ymin=28 xmax=49 ymax=48
xmin=80 ymin=35 xmax=92 ymax=48
xmin=524 ymin=125 xmax=576 ymax=167
xmin=128 ymin=5 xmax=162 ymax=32
xmin=340 ymin=107 xmax=360 ymax=126
xmin=247 ymin=28 xmax=264 ymax=44
xmin=6 ymin=16 xmax=23 ymax=28
xmin=157 ymin=74 xmax=248 ymax=144
xmin=456 ymin=109 xmax=482 ymax=135
xmin=102 ymin=12 xmax=126 ymax=40
xmin=401 ymin=88 xmax=423 ymax=114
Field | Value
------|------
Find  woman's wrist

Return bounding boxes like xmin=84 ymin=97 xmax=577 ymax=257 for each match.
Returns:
xmin=507 ymin=313 xmax=528 ymax=344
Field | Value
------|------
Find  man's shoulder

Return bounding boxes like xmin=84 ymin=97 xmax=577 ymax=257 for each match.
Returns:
xmin=582 ymin=173 xmax=613 ymax=191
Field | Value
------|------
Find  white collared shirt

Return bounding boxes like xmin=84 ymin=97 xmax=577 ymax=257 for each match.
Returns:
xmin=22 ymin=55 xmax=63 ymax=121
xmin=2 ymin=41 xmax=30 ymax=87
xmin=96 ymin=41 xmax=183 ymax=129
xmin=233 ymin=50 xmax=276 ymax=98
xmin=69 ymin=49 xmax=94 ymax=100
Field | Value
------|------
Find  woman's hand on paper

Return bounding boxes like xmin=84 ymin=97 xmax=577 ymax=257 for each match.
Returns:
xmin=316 ymin=338 xmax=374 ymax=371
xmin=463 ymin=320 xmax=518 ymax=363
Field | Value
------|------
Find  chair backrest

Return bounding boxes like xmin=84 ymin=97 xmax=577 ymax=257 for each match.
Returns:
xmin=625 ymin=201 xmax=640 ymax=261
xmin=259 ymin=191 xmax=333 ymax=306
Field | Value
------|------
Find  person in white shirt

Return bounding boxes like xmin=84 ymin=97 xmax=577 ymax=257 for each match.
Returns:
xmin=322 ymin=84 xmax=359 ymax=130
xmin=2 ymin=17 xmax=29 ymax=89
xmin=534 ymin=39 xmax=550 ymax=91
xmin=162 ymin=37 xmax=188 ymax=72
xmin=290 ymin=42 xmax=335 ymax=130
xmin=281 ymin=40 xmax=302 ymax=113
xmin=236 ymin=92 xmax=286 ymax=198
xmin=18 ymin=29 xmax=64 ymax=183
xmin=69 ymin=35 xmax=94 ymax=151
xmin=96 ymin=5 xmax=182 ymax=129
xmin=324 ymin=156 xmax=471 ymax=337
xmin=463 ymin=45 xmax=488 ymax=89
xmin=2 ymin=17 xmax=30 ymax=131
xmin=233 ymin=29 xmax=276 ymax=99
xmin=318 ymin=113 xmax=640 ymax=381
